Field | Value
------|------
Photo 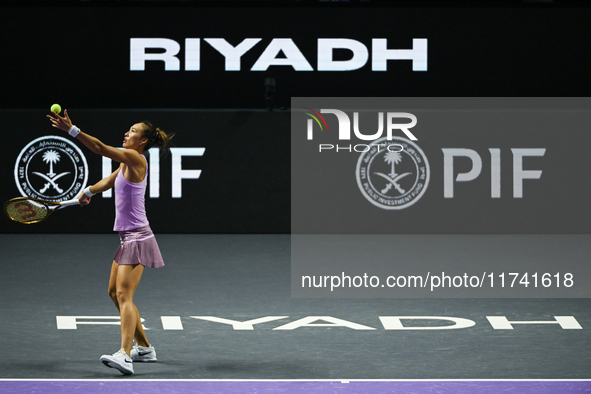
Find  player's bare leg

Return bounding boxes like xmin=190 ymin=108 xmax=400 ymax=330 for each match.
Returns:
xmin=108 ymin=262 xmax=150 ymax=351
xmin=115 ymin=263 xmax=145 ymax=356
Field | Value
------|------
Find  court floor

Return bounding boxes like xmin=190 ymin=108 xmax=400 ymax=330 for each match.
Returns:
xmin=0 ymin=234 xmax=590 ymax=392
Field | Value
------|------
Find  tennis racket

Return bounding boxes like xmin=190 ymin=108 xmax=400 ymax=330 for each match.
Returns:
xmin=3 ymin=197 xmax=81 ymax=224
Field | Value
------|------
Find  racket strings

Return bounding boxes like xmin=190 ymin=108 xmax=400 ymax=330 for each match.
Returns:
xmin=4 ymin=199 xmax=49 ymax=224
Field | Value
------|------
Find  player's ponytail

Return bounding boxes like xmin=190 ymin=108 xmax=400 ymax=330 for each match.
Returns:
xmin=141 ymin=121 xmax=174 ymax=156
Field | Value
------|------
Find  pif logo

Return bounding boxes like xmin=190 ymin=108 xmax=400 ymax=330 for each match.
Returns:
xmin=356 ymin=137 xmax=430 ymax=210
xmin=14 ymin=136 xmax=88 ymax=202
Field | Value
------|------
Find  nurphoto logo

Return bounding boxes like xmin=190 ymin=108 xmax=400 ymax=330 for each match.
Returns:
xmin=303 ymin=108 xmax=417 ymax=153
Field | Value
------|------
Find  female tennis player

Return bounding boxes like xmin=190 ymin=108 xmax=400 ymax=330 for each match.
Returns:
xmin=47 ymin=110 xmax=173 ymax=375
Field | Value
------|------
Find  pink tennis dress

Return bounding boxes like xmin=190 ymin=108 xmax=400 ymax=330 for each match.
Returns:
xmin=112 ymin=156 xmax=164 ymax=268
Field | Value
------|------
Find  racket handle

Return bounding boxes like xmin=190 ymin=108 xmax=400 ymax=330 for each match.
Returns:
xmin=59 ymin=199 xmax=81 ymax=207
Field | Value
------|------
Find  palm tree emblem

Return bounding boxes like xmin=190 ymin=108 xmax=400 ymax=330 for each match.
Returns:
xmin=384 ymin=151 xmax=402 ymax=178
xmin=374 ymin=151 xmax=412 ymax=195
xmin=42 ymin=150 xmax=60 ymax=177
xmin=33 ymin=149 xmax=70 ymax=194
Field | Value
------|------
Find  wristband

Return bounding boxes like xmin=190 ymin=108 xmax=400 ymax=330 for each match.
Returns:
xmin=83 ymin=186 xmax=95 ymax=197
xmin=68 ymin=125 xmax=80 ymax=138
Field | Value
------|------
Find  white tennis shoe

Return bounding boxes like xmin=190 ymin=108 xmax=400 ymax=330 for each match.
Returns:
xmin=131 ymin=344 xmax=157 ymax=363
xmin=100 ymin=348 xmax=134 ymax=375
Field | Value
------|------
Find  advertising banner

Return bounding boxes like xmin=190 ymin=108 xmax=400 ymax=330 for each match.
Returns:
xmin=1 ymin=109 xmax=290 ymax=233
xmin=291 ymin=97 xmax=591 ymax=297
xmin=1 ymin=5 xmax=591 ymax=237
xmin=1 ymin=6 xmax=590 ymax=109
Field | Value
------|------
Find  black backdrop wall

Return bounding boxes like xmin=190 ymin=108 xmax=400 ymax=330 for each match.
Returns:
xmin=1 ymin=5 xmax=590 ymax=233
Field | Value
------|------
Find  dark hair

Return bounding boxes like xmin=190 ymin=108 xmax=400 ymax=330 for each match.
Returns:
xmin=140 ymin=121 xmax=174 ymax=155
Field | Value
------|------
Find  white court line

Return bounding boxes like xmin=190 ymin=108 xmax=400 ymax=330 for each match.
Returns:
xmin=1 ymin=379 xmax=591 ymax=382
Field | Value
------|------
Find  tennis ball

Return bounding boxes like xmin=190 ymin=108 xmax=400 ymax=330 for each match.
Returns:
xmin=51 ymin=104 xmax=61 ymax=114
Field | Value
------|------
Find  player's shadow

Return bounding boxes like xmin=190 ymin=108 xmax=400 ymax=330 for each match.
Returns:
xmin=136 ymin=359 xmax=328 ymax=379
xmin=0 ymin=360 xmax=137 ymax=379
xmin=0 ymin=359 xmax=328 ymax=379
xmin=198 ymin=360 xmax=328 ymax=379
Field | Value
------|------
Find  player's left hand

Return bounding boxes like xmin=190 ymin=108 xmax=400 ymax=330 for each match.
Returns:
xmin=47 ymin=109 xmax=73 ymax=132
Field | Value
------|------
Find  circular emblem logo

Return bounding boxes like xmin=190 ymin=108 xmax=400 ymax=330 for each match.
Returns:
xmin=356 ymin=137 xmax=430 ymax=210
xmin=14 ymin=135 xmax=88 ymax=202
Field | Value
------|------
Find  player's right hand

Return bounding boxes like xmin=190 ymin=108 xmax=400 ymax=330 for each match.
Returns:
xmin=78 ymin=193 xmax=91 ymax=206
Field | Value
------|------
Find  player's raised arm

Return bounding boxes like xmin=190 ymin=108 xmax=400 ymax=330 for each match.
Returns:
xmin=47 ymin=109 xmax=144 ymax=167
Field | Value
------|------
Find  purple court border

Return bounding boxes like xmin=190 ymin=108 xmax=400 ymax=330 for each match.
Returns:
xmin=1 ymin=380 xmax=591 ymax=394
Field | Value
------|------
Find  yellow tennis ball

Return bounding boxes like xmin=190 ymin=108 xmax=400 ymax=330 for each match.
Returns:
xmin=51 ymin=104 xmax=61 ymax=114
